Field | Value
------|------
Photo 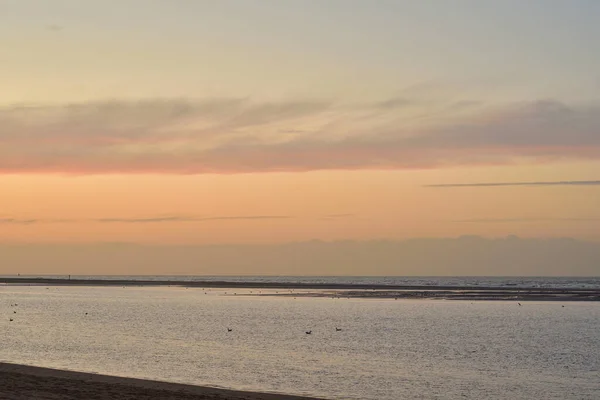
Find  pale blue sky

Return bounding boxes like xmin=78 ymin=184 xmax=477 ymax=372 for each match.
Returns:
xmin=2 ymin=0 xmax=599 ymax=102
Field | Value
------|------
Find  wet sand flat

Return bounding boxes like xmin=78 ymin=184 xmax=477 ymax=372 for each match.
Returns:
xmin=1 ymin=277 xmax=599 ymax=301
xmin=0 ymin=363 xmax=321 ymax=400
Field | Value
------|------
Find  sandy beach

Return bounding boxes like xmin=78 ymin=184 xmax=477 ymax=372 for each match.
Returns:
xmin=0 ymin=363 xmax=321 ymax=400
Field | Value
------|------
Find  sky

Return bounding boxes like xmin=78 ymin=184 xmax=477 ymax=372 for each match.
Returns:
xmin=1 ymin=1 xmax=599 ymax=274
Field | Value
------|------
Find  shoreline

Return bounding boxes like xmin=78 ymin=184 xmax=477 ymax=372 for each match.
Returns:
xmin=1 ymin=276 xmax=598 ymax=291
xmin=0 ymin=362 xmax=322 ymax=400
xmin=1 ymin=277 xmax=599 ymax=301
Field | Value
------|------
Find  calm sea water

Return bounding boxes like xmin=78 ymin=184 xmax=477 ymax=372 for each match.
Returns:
xmin=1 ymin=284 xmax=599 ymax=399
xmin=3 ymin=275 xmax=600 ymax=289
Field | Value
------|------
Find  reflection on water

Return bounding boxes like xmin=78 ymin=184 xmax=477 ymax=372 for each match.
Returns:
xmin=1 ymin=286 xmax=599 ymax=399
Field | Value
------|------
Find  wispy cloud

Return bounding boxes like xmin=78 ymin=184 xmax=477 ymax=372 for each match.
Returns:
xmin=0 ymin=215 xmax=292 ymax=224
xmin=427 ymin=180 xmax=600 ymax=188
xmin=0 ymin=218 xmax=39 ymax=225
xmin=319 ymin=213 xmax=355 ymax=221
xmin=373 ymin=97 xmax=414 ymax=110
xmin=2 ymin=97 xmax=600 ymax=174
xmin=0 ymin=217 xmax=77 ymax=224
xmin=95 ymin=215 xmax=292 ymax=223
xmin=454 ymin=217 xmax=600 ymax=223
xmin=46 ymin=24 xmax=63 ymax=32
xmin=96 ymin=216 xmax=194 ymax=223
xmin=196 ymin=216 xmax=291 ymax=221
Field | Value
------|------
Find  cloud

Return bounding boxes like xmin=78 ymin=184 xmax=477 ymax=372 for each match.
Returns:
xmin=0 ymin=215 xmax=292 ymax=224
xmin=373 ymin=97 xmax=414 ymax=110
xmin=96 ymin=216 xmax=195 ymax=223
xmin=2 ymin=237 xmax=599 ymax=276
xmin=0 ymin=217 xmax=77 ymax=224
xmin=454 ymin=217 xmax=600 ymax=223
xmin=319 ymin=213 xmax=355 ymax=221
xmin=196 ymin=216 xmax=291 ymax=221
xmin=0 ymin=218 xmax=39 ymax=225
xmin=2 ymin=97 xmax=600 ymax=174
xmin=426 ymin=180 xmax=600 ymax=188
xmin=46 ymin=25 xmax=63 ymax=32
xmin=96 ymin=215 xmax=292 ymax=223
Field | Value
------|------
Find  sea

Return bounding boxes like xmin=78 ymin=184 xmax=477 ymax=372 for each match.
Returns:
xmin=1 ymin=276 xmax=599 ymax=399
xmin=4 ymin=275 xmax=600 ymax=288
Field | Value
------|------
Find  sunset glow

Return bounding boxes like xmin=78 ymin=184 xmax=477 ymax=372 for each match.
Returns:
xmin=2 ymin=0 xmax=600 ymax=274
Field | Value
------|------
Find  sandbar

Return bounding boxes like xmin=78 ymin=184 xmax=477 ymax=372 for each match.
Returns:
xmin=1 ymin=277 xmax=598 ymax=301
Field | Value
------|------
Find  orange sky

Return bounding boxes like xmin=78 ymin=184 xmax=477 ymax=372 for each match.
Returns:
xmin=2 ymin=1 xmax=600 ymax=254
xmin=2 ymin=164 xmax=600 ymax=245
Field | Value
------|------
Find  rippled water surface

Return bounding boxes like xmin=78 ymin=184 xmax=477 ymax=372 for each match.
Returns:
xmin=1 ymin=285 xmax=599 ymax=399
xmin=4 ymin=275 xmax=600 ymax=289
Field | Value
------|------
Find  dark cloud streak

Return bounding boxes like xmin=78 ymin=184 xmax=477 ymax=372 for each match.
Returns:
xmin=94 ymin=215 xmax=293 ymax=223
xmin=453 ymin=217 xmax=600 ymax=223
xmin=0 ymin=218 xmax=39 ymax=225
xmin=427 ymin=180 xmax=600 ymax=188
xmin=0 ymin=216 xmax=292 ymax=225
xmin=96 ymin=216 xmax=193 ymax=223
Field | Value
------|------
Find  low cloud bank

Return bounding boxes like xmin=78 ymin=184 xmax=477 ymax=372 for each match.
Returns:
xmin=1 ymin=236 xmax=599 ymax=276
xmin=2 ymin=98 xmax=600 ymax=174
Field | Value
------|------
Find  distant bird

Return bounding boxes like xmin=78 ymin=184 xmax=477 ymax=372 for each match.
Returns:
xmin=13 ymin=311 xmax=16 ymax=314
xmin=305 ymin=330 xmax=312 ymax=335
xmin=335 ymin=327 xmax=342 ymax=332
xmin=518 ymin=303 xmax=522 ymax=306
xmin=562 ymin=305 xmax=565 ymax=308
xmin=9 ymin=319 xmax=13 ymax=322
xmin=227 ymin=328 xmax=233 ymax=332
xmin=85 ymin=313 xmax=88 ymax=315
